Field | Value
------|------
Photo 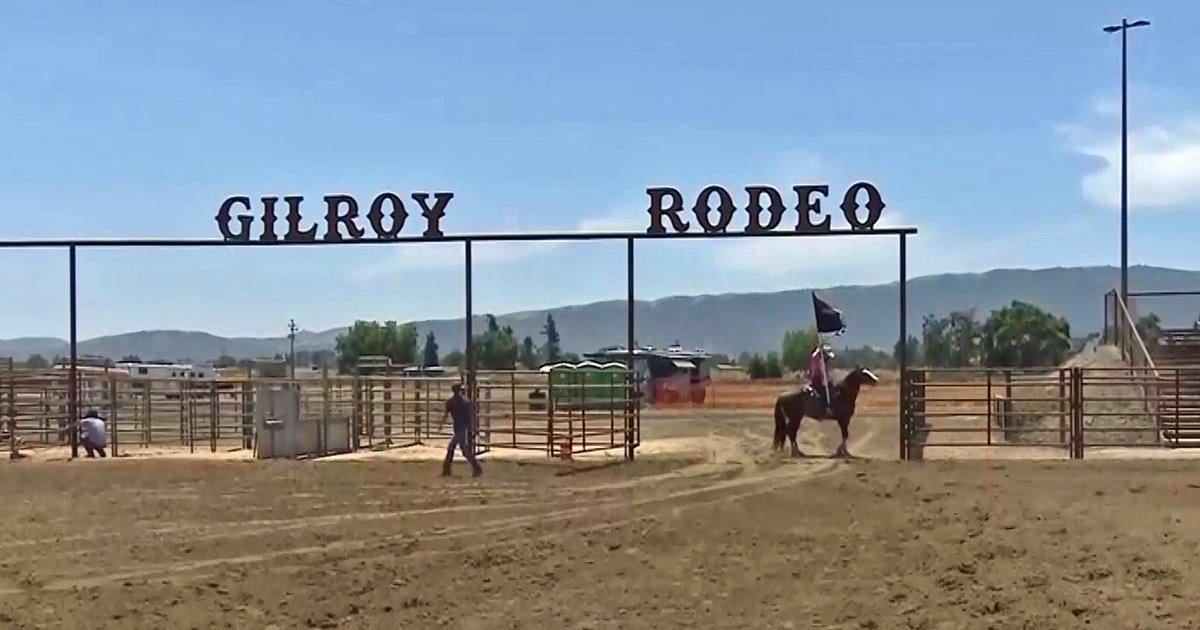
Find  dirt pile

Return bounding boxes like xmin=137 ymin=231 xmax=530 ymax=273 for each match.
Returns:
xmin=1008 ymin=345 xmax=1160 ymax=446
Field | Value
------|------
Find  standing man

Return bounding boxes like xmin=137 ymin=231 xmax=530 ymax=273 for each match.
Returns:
xmin=441 ymin=383 xmax=482 ymax=477
xmin=78 ymin=409 xmax=108 ymax=459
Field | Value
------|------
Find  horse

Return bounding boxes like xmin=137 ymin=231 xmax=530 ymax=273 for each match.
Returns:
xmin=772 ymin=365 xmax=879 ymax=458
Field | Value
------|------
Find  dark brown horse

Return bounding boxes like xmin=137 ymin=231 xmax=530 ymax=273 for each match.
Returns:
xmin=772 ymin=366 xmax=879 ymax=458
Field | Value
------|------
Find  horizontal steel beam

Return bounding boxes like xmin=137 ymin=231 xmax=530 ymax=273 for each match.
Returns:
xmin=0 ymin=227 xmax=918 ymax=249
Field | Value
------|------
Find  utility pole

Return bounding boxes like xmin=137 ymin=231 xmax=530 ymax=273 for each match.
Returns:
xmin=288 ymin=319 xmax=298 ymax=379
xmin=1103 ymin=17 xmax=1150 ymax=308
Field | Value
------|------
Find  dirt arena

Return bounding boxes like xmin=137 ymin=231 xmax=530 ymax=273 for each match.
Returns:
xmin=4 ymin=380 xmax=1200 ymax=629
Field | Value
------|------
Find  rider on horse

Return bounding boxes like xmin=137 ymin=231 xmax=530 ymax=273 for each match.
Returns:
xmin=809 ymin=343 xmax=836 ymax=412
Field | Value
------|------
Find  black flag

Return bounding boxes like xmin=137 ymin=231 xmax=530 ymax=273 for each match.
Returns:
xmin=812 ymin=292 xmax=846 ymax=335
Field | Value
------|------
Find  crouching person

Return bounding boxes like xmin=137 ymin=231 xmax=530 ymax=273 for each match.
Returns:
xmin=78 ymin=409 xmax=107 ymax=458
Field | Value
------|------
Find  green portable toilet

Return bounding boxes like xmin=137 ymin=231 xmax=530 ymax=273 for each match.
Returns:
xmin=540 ymin=362 xmax=578 ymax=410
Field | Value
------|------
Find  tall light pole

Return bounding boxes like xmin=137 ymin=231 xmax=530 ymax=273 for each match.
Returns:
xmin=288 ymin=319 xmax=298 ymax=379
xmin=1103 ymin=18 xmax=1150 ymax=309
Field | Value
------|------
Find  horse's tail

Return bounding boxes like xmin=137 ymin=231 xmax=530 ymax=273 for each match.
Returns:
xmin=772 ymin=397 xmax=787 ymax=449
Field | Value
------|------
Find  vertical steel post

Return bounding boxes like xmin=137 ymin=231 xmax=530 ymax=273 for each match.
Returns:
xmin=463 ymin=239 xmax=478 ymax=454
xmin=1119 ymin=22 xmax=1129 ymax=308
xmin=68 ymin=245 xmax=79 ymax=459
xmin=626 ymin=237 xmax=636 ymax=462
xmin=898 ymin=233 xmax=908 ymax=460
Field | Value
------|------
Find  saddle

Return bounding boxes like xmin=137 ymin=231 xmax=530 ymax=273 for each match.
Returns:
xmin=800 ymin=384 xmax=837 ymax=419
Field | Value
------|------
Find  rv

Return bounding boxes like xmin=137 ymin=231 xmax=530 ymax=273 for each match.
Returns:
xmin=114 ymin=361 xmax=216 ymax=381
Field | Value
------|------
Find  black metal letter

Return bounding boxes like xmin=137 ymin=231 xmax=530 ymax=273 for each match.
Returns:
xmin=368 ymin=192 xmax=408 ymax=239
xmin=215 ymin=196 xmax=253 ymax=241
xmin=283 ymin=195 xmax=317 ymax=241
xmin=840 ymin=181 xmax=886 ymax=230
xmin=691 ymin=185 xmax=737 ymax=233
xmin=259 ymin=196 xmax=279 ymax=242
xmin=413 ymin=192 xmax=452 ymax=238
xmin=645 ymin=187 xmax=689 ymax=234
xmin=323 ymin=194 xmax=366 ymax=241
xmin=793 ymin=185 xmax=831 ymax=233
xmin=744 ymin=185 xmax=786 ymax=233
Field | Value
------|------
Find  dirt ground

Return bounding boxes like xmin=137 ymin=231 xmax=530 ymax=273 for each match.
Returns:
xmin=5 ymin=394 xmax=1200 ymax=629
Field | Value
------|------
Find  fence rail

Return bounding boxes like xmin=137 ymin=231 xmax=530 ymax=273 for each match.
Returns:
xmin=903 ymin=366 xmax=1179 ymax=460
xmin=0 ymin=368 xmax=642 ymax=461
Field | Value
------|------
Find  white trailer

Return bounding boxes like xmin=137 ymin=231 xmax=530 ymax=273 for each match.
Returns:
xmin=114 ymin=362 xmax=216 ymax=381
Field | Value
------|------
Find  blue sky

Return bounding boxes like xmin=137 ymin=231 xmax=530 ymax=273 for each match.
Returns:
xmin=1 ymin=0 xmax=1197 ymax=340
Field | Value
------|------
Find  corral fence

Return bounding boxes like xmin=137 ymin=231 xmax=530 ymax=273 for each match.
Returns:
xmin=0 ymin=366 xmax=641 ymax=461
xmin=901 ymin=366 xmax=1181 ymax=460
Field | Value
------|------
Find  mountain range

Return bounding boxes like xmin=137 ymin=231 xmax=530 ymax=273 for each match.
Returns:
xmin=3 ymin=265 xmax=1199 ymax=363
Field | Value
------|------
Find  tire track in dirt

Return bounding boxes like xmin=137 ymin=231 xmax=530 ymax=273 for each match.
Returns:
xmin=11 ymin=466 xmax=749 ymax=570
xmin=5 ymin=414 xmax=872 ymax=595
xmin=0 ymin=460 xmax=737 ymax=563
xmin=1 ymin=410 xmax=875 ymax=563
xmin=17 ymin=457 xmax=841 ymax=594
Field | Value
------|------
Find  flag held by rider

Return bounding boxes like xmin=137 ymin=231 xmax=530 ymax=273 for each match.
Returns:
xmin=810 ymin=292 xmax=845 ymax=410
xmin=811 ymin=293 xmax=846 ymax=335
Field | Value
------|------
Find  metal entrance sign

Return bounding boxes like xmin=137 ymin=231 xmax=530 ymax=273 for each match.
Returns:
xmin=216 ymin=191 xmax=454 ymax=242
xmin=1 ymin=179 xmax=916 ymax=462
xmin=646 ymin=182 xmax=886 ymax=234
xmin=214 ymin=182 xmax=888 ymax=242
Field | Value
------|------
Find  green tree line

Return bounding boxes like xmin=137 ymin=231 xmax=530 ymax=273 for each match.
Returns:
xmin=732 ymin=300 xmax=1098 ymax=380
xmin=738 ymin=329 xmax=892 ymax=380
xmin=331 ymin=313 xmax=574 ymax=373
xmin=918 ymin=300 xmax=1076 ymax=369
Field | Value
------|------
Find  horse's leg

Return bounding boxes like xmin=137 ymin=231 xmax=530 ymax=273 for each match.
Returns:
xmin=772 ymin=401 xmax=785 ymax=451
xmin=835 ymin=416 xmax=850 ymax=458
xmin=788 ymin=412 xmax=804 ymax=458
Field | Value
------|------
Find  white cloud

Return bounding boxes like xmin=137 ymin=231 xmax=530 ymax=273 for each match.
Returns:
xmin=1061 ymin=98 xmax=1200 ymax=210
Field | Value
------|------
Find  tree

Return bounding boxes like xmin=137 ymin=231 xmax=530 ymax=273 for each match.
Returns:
xmin=921 ymin=314 xmax=952 ymax=368
xmin=541 ymin=314 xmax=561 ymax=362
xmin=763 ymin=353 xmax=784 ymax=378
xmin=838 ymin=345 xmax=892 ymax=368
xmin=746 ymin=354 xmax=767 ymax=379
xmin=24 ymin=354 xmax=49 ymax=369
xmin=473 ymin=314 xmax=519 ymax=369
xmin=736 ymin=351 xmax=754 ymax=366
xmin=119 ymin=355 xmax=141 ymax=363
xmin=422 ymin=331 xmax=440 ymax=367
xmin=443 ymin=350 xmax=465 ymax=368
xmin=893 ymin=335 xmax=920 ymax=367
xmin=947 ymin=309 xmax=981 ymax=367
xmin=334 ymin=320 xmax=420 ymax=373
xmin=1136 ymin=312 xmax=1162 ymax=347
xmin=781 ymin=328 xmax=819 ymax=373
xmin=215 ymin=355 xmax=238 ymax=369
xmin=519 ymin=336 xmax=539 ymax=369
xmin=980 ymin=301 xmax=1071 ymax=368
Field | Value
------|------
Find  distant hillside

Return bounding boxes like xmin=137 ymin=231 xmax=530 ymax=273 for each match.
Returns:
xmin=2 ymin=265 xmax=1199 ymax=362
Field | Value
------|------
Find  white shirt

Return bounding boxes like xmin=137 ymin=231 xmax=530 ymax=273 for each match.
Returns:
xmin=79 ymin=417 xmax=107 ymax=447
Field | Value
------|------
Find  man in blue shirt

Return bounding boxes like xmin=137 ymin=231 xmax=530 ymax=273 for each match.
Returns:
xmin=441 ymin=383 xmax=482 ymax=477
